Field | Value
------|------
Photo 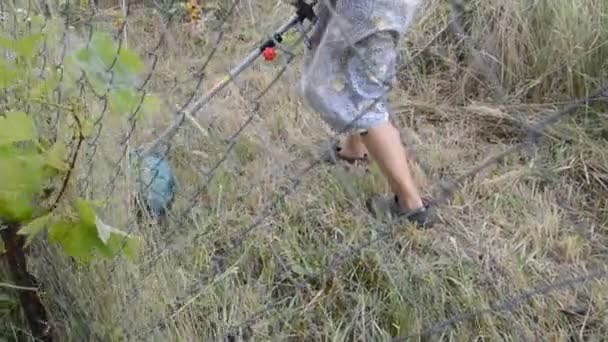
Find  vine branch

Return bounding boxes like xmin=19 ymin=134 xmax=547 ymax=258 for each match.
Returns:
xmin=49 ymin=111 xmax=85 ymax=212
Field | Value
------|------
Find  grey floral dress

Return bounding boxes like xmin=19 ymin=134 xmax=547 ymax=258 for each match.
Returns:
xmin=300 ymin=0 xmax=422 ymax=133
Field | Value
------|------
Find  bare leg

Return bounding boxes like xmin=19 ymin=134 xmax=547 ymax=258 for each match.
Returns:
xmin=360 ymin=121 xmax=424 ymax=211
xmin=337 ymin=133 xmax=369 ymax=159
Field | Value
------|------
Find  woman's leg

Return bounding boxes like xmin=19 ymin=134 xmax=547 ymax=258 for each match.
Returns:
xmin=336 ymin=133 xmax=369 ymax=159
xmin=360 ymin=122 xmax=424 ymax=211
xmin=300 ymin=3 xmax=433 ymax=226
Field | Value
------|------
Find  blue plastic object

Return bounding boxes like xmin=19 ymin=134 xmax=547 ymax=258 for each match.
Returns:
xmin=129 ymin=149 xmax=177 ymax=222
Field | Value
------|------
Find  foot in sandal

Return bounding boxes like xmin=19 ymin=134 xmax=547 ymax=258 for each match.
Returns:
xmin=366 ymin=194 xmax=436 ymax=229
xmin=323 ymin=134 xmax=369 ymax=164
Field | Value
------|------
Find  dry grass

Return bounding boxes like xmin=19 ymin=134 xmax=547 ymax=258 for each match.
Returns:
xmin=2 ymin=0 xmax=608 ymax=341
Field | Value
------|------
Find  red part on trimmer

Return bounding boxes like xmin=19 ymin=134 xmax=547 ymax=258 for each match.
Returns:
xmin=262 ymin=47 xmax=277 ymax=61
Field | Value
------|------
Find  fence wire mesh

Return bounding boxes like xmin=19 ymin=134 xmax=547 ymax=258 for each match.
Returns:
xmin=1 ymin=0 xmax=608 ymax=341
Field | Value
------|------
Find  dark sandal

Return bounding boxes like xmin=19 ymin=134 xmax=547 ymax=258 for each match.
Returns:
xmin=323 ymin=142 xmax=369 ymax=164
xmin=366 ymin=194 xmax=436 ymax=229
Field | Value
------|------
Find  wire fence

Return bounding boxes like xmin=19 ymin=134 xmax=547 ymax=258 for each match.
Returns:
xmin=2 ymin=0 xmax=607 ymax=341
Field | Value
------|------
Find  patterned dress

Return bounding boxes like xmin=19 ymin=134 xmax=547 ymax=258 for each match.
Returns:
xmin=300 ymin=0 xmax=422 ymax=133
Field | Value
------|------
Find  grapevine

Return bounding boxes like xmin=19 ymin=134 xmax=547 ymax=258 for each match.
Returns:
xmin=0 ymin=7 xmax=158 ymax=340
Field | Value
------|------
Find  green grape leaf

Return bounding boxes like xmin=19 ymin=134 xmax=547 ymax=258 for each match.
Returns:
xmin=29 ymin=70 xmax=60 ymax=100
xmin=0 ymin=111 xmax=35 ymax=145
xmin=109 ymin=88 xmax=140 ymax=115
xmin=0 ymin=153 xmax=47 ymax=191
xmin=61 ymin=54 xmax=85 ymax=90
xmin=45 ymin=141 xmax=70 ymax=171
xmin=14 ymin=33 xmax=45 ymax=59
xmin=75 ymin=199 xmax=96 ymax=227
xmin=72 ymin=35 xmax=118 ymax=92
xmin=48 ymin=199 xmax=139 ymax=262
xmin=0 ymin=191 xmax=35 ymax=222
xmin=0 ymin=151 xmax=47 ymax=222
xmin=95 ymin=216 xmax=140 ymax=261
xmin=107 ymin=233 xmax=140 ymax=262
xmin=0 ymin=145 xmax=16 ymax=157
xmin=0 ymin=59 xmax=21 ymax=90
xmin=118 ymin=48 xmax=143 ymax=74
xmin=90 ymin=32 xmax=117 ymax=68
xmin=70 ymin=32 xmax=145 ymax=101
xmin=18 ymin=213 xmax=54 ymax=247
xmin=75 ymin=47 xmax=93 ymax=64
xmin=0 ymin=33 xmax=45 ymax=59
xmin=48 ymin=219 xmax=103 ymax=262
xmin=48 ymin=199 xmax=104 ymax=262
